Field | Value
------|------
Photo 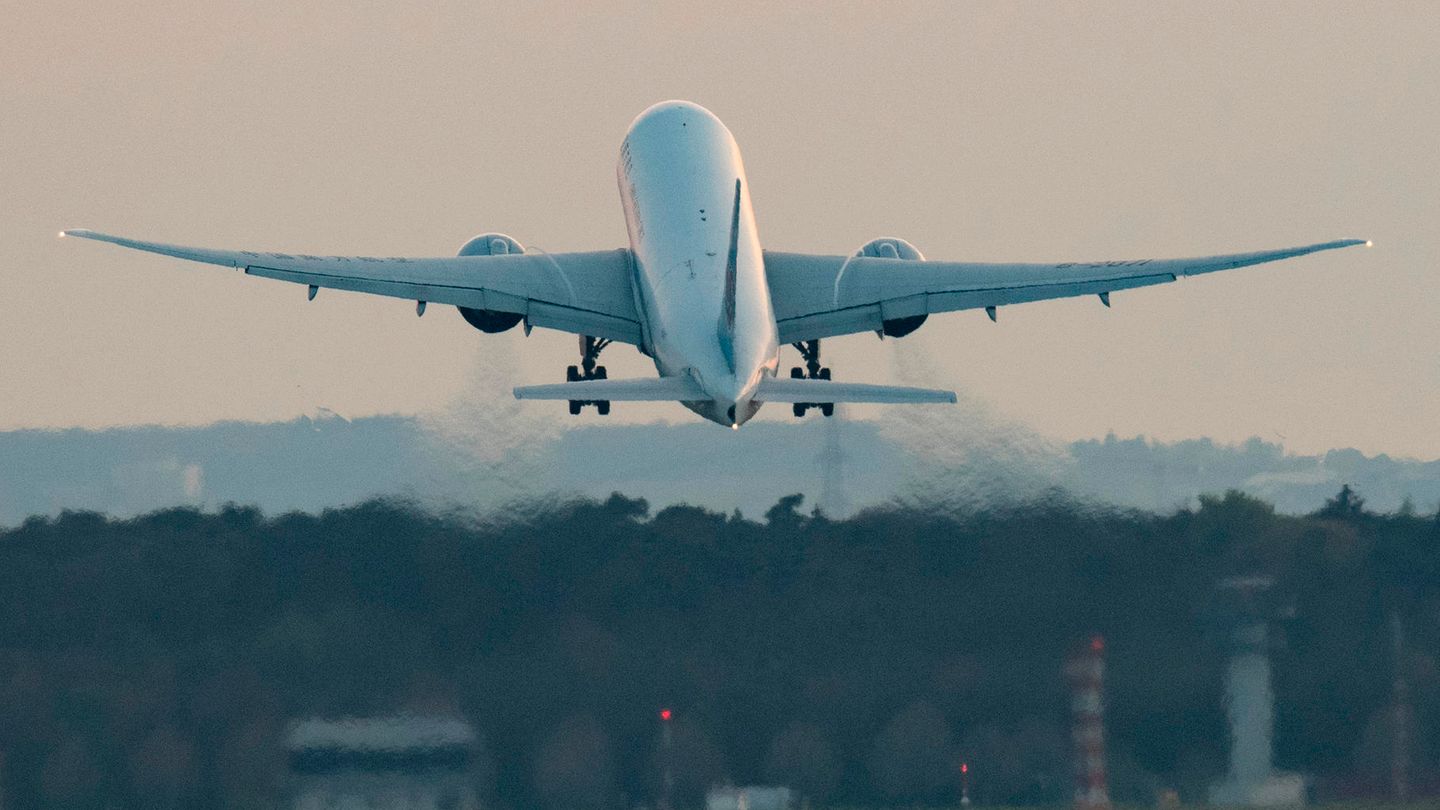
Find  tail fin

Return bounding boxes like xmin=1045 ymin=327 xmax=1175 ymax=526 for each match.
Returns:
xmin=718 ymin=177 xmax=742 ymax=370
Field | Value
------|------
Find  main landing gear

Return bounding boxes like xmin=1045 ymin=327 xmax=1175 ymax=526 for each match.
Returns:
xmin=567 ymin=335 xmax=611 ymax=416
xmin=790 ymin=339 xmax=834 ymax=418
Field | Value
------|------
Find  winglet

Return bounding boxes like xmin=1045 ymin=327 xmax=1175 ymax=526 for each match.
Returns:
xmin=55 ymin=228 xmax=240 ymax=268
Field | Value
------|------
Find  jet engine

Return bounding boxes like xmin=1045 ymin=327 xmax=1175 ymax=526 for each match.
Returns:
xmin=856 ymin=237 xmax=928 ymax=337
xmin=456 ymin=233 xmax=526 ymax=333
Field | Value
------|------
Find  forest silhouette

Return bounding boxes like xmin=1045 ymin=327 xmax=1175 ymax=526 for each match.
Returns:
xmin=0 ymin=487 xmax=1435 ymax=808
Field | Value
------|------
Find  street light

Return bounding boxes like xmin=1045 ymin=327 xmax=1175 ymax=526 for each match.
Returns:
xmin=659 ymin=708 xmax=674 ymax=810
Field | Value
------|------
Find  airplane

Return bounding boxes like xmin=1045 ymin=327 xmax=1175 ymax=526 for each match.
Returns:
xmin=63 ymin=100 xmax=1368 ymax=429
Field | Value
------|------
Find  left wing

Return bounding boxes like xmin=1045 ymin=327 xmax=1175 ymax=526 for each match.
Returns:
xmin=766 ymin=239 xmax=1368 ymax=344
xmin=61 ymin=229 xmax=644 ymax=345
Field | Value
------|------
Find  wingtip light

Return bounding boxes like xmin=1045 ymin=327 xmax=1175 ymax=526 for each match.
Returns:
xmin=58 ymin=230 xmax=66 ymax=239
xmin=1365 ymin=240 xmax=1373 ymax=248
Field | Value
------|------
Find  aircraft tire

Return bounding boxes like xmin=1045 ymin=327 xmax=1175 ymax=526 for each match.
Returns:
xmin=818 ymin=367 xmax=831 ymax=380
xmin=568 ymin=400 xmax=582 ymax=415
xmin=597 ymin=401 xmax=611 ymax=416
xmin=792 ymin=403 xmax=806 ymax=418
xmin=821 ymin=403 xmax=834 ymax=417
xmin=566 ymin=365 xmax=580 ymax=382
xmin=595 ymin=366 xmax=607 ymax=380
xmin=790 ymin=367 xmax=804 ymax=379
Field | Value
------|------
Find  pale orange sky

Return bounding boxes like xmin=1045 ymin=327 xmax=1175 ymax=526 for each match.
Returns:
xmin=2 ymin=2 xmax=1436 ymax=456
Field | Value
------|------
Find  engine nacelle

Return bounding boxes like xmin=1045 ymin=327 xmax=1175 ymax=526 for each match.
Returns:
xmin=855 ymin=237 xmax=928 ymax=338
xmin=456 ymin=233 xmax=526 ymax=333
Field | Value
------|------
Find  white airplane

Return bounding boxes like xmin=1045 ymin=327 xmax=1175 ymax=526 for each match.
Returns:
xmin=64 ymin=100 xmax=1368 ymax=429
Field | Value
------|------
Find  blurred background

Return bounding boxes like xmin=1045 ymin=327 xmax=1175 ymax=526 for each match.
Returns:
xmin=2 ymin=491 xmax=1437 ymax=808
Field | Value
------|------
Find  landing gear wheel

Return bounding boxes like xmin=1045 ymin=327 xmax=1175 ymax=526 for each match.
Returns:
xmin=563 ymin=336 xmax=614 ymax=415
xmin=789 ymin=340 xmax=835 ymax=417
xmin=793 ymin=339 xmax=824 ymax=379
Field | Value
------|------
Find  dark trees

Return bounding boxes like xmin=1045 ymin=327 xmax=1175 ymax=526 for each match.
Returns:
xmin=0 ymin=488 xmax=1435 ymax=807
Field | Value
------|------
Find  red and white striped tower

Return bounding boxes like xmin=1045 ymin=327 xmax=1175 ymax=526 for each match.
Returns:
xmin=1066 ymin=635 xmax=1111 ymax=810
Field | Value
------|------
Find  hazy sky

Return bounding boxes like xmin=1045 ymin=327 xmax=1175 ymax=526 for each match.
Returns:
xmin=3 ymin=2 xmax=1436 ymax=457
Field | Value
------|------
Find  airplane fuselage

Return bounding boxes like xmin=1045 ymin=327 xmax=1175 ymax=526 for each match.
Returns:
xmin=618 ymin=101 xmax=779 ymax=427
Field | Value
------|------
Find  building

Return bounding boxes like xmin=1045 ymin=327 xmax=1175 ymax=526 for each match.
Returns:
xmin=1208 ymin=576 xmax=1306 ymax=807
xmin=286 ymin=714 xmax=481 ymax=810
xmin=706 ymin=785 xmax=795 ymax=810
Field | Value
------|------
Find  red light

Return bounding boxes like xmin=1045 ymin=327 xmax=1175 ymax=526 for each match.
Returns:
xmin=1090 ymin=635 xmax=1105 ymax=652
xmin=660 ymin=709 xmax=672 ymax=721
xmin=961 ymin=762 xmax=969 ymax=774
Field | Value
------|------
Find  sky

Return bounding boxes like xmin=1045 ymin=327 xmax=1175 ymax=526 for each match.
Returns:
xmin=2 ymin=1 xmax=1437 ymax=457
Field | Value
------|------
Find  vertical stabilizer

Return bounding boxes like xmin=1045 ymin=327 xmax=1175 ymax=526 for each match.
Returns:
xmin=718 ymin=178 xmax=742 ymax=370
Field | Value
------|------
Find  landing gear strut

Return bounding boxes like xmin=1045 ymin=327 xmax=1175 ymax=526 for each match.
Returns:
xmin=567 ymin=335 xmax=612 ymax=416
xmin=789 ymin=339 xmax=834 ymax=418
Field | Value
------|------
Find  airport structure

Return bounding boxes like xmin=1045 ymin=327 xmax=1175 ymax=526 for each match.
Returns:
xmin=1389 ymin=612 xmax=1413 ymax=802
xmin=1208 ymin=576 xmax=1306 ymax=807
xmin=1065 ymin=636 xmax=1111 ymax=810
xmin=286 ymin=714 xmax=480 ymax=810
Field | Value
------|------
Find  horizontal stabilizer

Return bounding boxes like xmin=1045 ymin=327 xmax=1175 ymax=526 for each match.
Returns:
xmin=755 ymin=378 xmax=956 ymax=404
xmin=514 ymin=376 xmax=706 ymax=402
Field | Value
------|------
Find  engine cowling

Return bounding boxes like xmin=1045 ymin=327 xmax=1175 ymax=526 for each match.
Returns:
xmin=855 ymin=237 xmax=928 ymax=338
xmin=456 ymin=233 xmax=526 ymax=333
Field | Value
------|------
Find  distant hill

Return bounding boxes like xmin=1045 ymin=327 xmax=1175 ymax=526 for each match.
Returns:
xmin=1 ymin=413 xmax=1437 ymax=525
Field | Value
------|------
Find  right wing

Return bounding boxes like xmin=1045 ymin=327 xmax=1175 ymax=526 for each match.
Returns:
xmin=766 ymin=239 xmax=1368 ymax=344
xmin=62 ymin=229 xmax=644 ymax=345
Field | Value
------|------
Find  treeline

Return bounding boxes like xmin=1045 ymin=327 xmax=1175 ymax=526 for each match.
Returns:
xmin=0 ymin=488 xmax=1436 ymax=808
